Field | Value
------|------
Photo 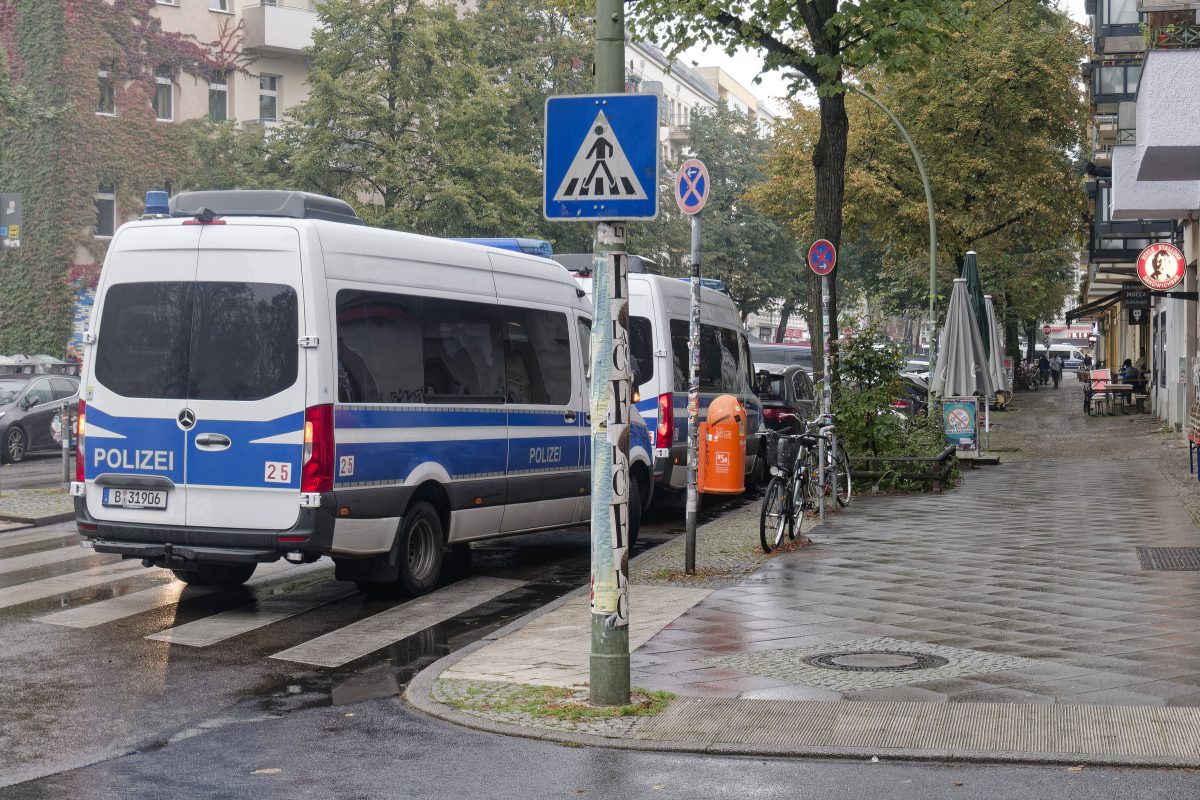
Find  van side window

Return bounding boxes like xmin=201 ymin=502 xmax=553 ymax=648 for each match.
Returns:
xmin=669 ymin=319 xmax=742 ymax=393
xmin=502 ymin=308 xmax=571 ymax=405
xmin=422 ymin=299 xmax=504 ymax=401
xmin=577 ymin=318 xmax=592 ymax=384
xmin=629 ymin=316 xmax=654 ymax=390
xmin=336 ymin=291 xmax=423 ymax=403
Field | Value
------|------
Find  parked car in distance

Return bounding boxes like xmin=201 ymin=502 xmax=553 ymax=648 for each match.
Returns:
xmin=0 ymin=373 xmax=78 ymax=463
xmin=902 ymin=358 xmax=930 ymax=381
xmin=750 ymin=341 xmax=813 ymax=372
xmin=892 ymin=374 xmax=929 ymax=418
xmin=755 ymin=364 xmax=816 ymax=434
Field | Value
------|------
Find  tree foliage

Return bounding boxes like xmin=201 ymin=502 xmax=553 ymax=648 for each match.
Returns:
xmin=632 ymin=103 xmax=799 ymax=321
xmin=755 ymin=0 xmax=1086 ymax=337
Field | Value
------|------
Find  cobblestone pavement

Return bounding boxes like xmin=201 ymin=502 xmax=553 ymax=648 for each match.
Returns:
xmin=630 ymin=496 xmax=822 ymax=590
xmin=0 ymin=487 xmax=73 ymax=525
xmin=630 ymin=382 xmax=1200 ymax=705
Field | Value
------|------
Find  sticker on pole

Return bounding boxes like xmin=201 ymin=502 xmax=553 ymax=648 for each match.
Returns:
xmin=544 ymin=94 xmax=659 ymax=221
xmin=808 ymin=239 xmax=836 ymax=276
xmin=1136 ymin=242 xmax=1185 ymax=291
xmin=674 ymin=159 xmax=709 ymax=215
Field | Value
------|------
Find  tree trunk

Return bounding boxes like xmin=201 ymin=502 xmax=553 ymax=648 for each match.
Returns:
xmin=1024 ymin=321 xmax=1037 ymax=363
xmin=775 ymin=300 xmax=794 ymax=343
xmin=811 ymin=90 xmax=849 ymax=389
xmin=803 ymin=271 xmax=824 ymax=379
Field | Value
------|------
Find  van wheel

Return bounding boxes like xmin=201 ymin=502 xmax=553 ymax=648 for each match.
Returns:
xmin=171 ymin=563 xmax=256 ymax=587
xmin=396 ymin=501 xmax=444 ymax=596
xmin=628 ymin=475 xmax=643 ymax=549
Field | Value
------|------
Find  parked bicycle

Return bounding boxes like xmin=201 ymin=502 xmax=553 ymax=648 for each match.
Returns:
xmin=759 ymin=414 xmax=851 ymax=553
xmin=1014 ymin=362 xmax=1040 ymax=391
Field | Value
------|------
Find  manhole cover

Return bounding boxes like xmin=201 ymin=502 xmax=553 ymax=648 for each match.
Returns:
xmin=1136 ymin=547 xmax=1200 ymax=571
xmin=803 ymin=650 xmax=950 ymax=672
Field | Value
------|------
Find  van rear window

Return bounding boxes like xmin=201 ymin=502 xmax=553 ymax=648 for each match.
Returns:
xmin=94 ymin=281 xmax=298 ymax=401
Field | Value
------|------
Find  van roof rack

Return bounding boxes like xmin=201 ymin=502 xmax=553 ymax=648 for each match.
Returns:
xmin=169 ymin=190 xmax=364 ymax=226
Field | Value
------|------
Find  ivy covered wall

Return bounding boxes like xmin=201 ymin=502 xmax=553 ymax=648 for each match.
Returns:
xmin=0 ymin=0 xmax=224 ymax=356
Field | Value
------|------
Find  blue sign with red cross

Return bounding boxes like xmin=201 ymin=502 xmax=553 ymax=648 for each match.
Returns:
xmin=674 ymin=159 xmax=709 ymax=216
xmin=808 ymin=239 xmax=837 ymax=276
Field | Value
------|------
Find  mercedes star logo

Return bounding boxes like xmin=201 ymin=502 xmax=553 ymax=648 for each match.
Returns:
xmin=177 ymin=408 xmax=196 ymax=430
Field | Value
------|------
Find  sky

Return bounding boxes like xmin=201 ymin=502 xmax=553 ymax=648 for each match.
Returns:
xmin=676 ymin=0 xmax=1090 ymax=116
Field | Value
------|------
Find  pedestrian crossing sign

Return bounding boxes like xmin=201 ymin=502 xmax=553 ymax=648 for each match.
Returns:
xmin=544 ymin=93 xmax=658 ymax=221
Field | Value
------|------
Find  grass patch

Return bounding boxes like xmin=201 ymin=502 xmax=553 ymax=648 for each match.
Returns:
xmin=442 ymin=682 xmax=675 ymax=721
xmin=647 ymin=566 xmax=746 ymax=583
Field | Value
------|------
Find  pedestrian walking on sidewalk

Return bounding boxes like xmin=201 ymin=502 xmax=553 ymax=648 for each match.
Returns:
xmin=1049 ymin=354 xmax=1063 ymax=389
xmin=1038 ymin=354 xmax=1050 ymax=387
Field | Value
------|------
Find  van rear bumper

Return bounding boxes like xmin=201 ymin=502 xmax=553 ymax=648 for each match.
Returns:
xmin=75 ymin=497 xmax=336 ymax=564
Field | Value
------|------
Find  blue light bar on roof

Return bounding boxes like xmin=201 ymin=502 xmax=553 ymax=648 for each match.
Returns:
xmin=451 ymin=237 xmax=554 ymax=258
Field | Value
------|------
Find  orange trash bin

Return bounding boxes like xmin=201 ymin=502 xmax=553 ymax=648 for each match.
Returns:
xmin=698 ymin=394 xmax=746 ymax=494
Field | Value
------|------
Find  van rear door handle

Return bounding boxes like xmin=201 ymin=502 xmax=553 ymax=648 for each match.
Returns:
xmin=194 ymin=433 xmax=231 ymax=450
xmin=563 ymin=410 xmax=577 ymax=423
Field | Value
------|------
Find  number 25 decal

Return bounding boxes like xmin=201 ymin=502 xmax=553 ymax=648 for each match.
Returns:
xmin=338 ymin=455 xmax=355 ymax=477
xmin=264 ymin=461 xmax=291 ymax=483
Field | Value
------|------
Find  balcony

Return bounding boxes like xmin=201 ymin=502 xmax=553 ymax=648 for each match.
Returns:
xmin=1146 ymin=21 xmax=1200 ymax=49
xmin=1134 ymin=48 xmax=1200 ymax=180
xmin=243 ymin=1 xmax=319 ymax=55
xmin=1111 ymin=144 xmax=1200 ymax=218
xmin=667 ymin=123 xmax=690 ymax=142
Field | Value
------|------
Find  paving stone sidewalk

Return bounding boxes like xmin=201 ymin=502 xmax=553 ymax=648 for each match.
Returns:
xmin=0 ymin=488 xmax=74 ymax=525
xmin=410 ymin=380 xmax=1200 ymax=764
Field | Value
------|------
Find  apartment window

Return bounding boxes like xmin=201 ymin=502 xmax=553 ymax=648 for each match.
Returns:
xmin=259 ymin=74 xmax=279 ymax=121
xmin=208 ymin=71 xmax=228 ymax=123
xmin=1104 ymin=0 xmax=1139 ymax=25
xmin=209 ymin=0 xmax=230 ymax=10
xmin=152 ymin=65 xmax=173 ymax=121
xmin=97 ymin=65 xmax=115 ymax=115
xmin=94 ymin=183 xmax=116 ymax=238
xmin=156 ymin=0 xmax=178 ymax=5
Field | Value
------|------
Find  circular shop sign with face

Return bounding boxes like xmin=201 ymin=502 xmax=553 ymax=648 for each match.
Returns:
xmin=1136 ymin=243 xmax=1186 ymax=291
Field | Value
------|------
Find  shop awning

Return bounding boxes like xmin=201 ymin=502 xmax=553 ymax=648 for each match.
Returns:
xmin=1066 ymin=289 xmax=1122 ymax=323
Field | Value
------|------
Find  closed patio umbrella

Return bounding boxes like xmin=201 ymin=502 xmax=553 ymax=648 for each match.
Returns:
xmin=984 ymin=295 xmax=1009 ymax=394
xmin=931 ymin=278 xmax=996 ymax=398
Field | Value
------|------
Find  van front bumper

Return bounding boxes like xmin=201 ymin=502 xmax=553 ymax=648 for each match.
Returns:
xmin=75 ymin=496 xmax=336 ymax=565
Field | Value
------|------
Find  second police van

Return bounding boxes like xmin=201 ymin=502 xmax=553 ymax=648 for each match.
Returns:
xmin=72 ymin=191 xmax=653 ymax=596
xmin=558 ymin=255 xmax=764 ymax=499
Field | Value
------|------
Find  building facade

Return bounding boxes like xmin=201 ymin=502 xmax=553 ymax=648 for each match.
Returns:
xmin=1072 ymin=0 xmax=1200 ymax=430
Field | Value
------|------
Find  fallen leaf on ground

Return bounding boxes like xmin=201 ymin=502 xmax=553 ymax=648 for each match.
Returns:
xmin=252 ymin=768 xmax=282 ymax=775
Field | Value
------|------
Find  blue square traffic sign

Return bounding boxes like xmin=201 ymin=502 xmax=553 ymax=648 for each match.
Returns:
xmin=544 ymin=94 xmax=659 ymax=221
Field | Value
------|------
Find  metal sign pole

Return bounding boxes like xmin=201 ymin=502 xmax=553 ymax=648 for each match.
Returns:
xmin=685 ymin=211 xmax=702 ymax=575
xmin=820 ymin=273 xmax=831 ymax=524
xmin=587 ymin=0 xmax=630 ymax=708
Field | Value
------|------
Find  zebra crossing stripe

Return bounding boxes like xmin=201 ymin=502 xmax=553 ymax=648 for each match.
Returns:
xmin=0 ymin=525 xmax=79 ymax=549
xmin=270 ymin=576 xmax=522 ymax=668
xmin=36 ymin=558 xmax=328 ymax=629
xmin=0 ymin=545 xmax=112 ymax=576
xmin=0 ymin=559 xmax=148 ymax=611
xmin=146 ymin=580 xmax=353 ymax=647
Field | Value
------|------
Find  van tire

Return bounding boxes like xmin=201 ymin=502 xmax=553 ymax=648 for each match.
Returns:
xmin=396 ymin=501 xmax=444 ymax=596
xmin=171 ymin=563 xmax=256 ymax=587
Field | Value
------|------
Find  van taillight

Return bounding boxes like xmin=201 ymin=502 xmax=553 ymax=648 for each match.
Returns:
xmin=75 ymin=400 xmax=86 ymax=482
xmin=655 ymin=393 xmax=673 ymax=449
xmin=300 ymin=404 xmax=334 ymax=493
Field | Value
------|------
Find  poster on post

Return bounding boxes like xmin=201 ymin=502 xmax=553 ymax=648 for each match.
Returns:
xmin=942 ymin=397 xmax=980 ymax=455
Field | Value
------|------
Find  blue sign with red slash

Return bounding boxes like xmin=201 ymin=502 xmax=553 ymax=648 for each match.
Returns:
xmin=674 ymin=159 xmax=709 ymax=216
xmin=808 ymin=239 xmax=837 ymax=276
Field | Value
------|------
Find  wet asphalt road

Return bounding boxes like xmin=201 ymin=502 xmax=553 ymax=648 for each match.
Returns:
xmin=0 ymin=453 xmax=67 ymax=491
xmin=2 ymin=492 xmax=1199 ymax=798
xmin=0 ymin=496 xmax=737 ymax=791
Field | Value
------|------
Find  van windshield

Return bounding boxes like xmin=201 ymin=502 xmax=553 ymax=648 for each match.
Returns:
xmin=94 ymin=281 xmax=298 ymax=401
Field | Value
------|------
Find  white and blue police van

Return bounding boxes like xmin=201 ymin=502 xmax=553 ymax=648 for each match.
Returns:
xmin=558 ymin=255 xmax=764 ymax=500
xmin=72 ymin=190 xmax=653 ymax=596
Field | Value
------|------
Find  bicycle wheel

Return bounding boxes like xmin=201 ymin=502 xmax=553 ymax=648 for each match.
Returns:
xmin=833 ymin=442 xmax=852 ymax=507
xmin=793 ymin=448 xmax=820 ymax=529
xmin=759 ymin=476 xmax=792 ymax=553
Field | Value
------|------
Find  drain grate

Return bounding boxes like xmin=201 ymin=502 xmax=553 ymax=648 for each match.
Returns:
xmin=1136 ymin=547 xmax=1200 ymax=571
xmin=803 ymin=651 xmax=949 ymax=673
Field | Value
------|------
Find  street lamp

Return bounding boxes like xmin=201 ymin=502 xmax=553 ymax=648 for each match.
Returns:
xmin=847 ymin=85 xmax=939 ymax=406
